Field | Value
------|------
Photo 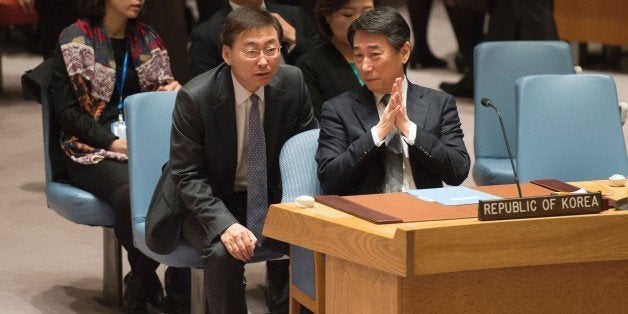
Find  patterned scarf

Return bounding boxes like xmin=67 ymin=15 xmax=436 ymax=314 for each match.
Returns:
xmin=58 ymin=19 xmax=174 ymax=164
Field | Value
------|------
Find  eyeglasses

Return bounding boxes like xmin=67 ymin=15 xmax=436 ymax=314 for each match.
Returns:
xmin=239 ymin=46 xmax=282 ymax=59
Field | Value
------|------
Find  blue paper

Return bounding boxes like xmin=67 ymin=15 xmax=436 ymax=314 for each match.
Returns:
xmin=405 ymin=186 xmax=501 ymax=206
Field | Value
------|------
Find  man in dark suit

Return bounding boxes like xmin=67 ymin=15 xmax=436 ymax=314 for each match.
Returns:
xmin=146 ymin=7 xmax=317 ymax=314
xmin=316 ymin=7 xmax=470 ymax=196
xmin=188 ymin=0 xmax=321 ymax=77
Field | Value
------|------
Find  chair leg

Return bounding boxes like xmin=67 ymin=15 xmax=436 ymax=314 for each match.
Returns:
xmin=102 ymin=227 xmax=123 ymax=308
xmin=0 ymin=51 xmax=4 ymax=95
xmin=190 ymin=268 xmax=206 ymax=314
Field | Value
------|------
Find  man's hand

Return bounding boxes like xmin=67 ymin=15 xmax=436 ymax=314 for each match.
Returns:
xmin=157 ymin=80 xmax=182 ymax=91
xmin=17 ymin=0 xmax=35 ymax=13
xmin=391 ymin=77 xmax=411 ymax=136
xmin=374 ymin=93 xmax=401 ymax=140
xmin=109 ymin=138 xmax=127 ymax=154
xmin=270 ymin=13 xmax=296 ymax=47
xmin=220 ymin=223 xmax=257 ymax=262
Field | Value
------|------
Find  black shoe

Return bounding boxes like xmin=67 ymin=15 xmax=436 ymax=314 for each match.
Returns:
xmin=264 ymin=280 xmax=289 ymax=314
xmin=409 ymin=52 xmax=447 ymax=69
xmin=439 ymin=74 xmax=474 ymax=98
xmin=265 ymin=259 xmax=290 ymax=314
xmin=123 ymin=271 xmax=164 ymax=313
xmin=164 ymin=267 xmax=191 ymax=314
xmin=124 ymin=272 xmax=148 ymax=313
xmin=145 ymin=272 xmax=165 ymax=309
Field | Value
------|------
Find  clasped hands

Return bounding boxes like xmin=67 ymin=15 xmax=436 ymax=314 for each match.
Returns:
xmin=375 ymin=77 xmax=410 ymax=140
xmin=221 ymin=223 xmax=257 ymax=262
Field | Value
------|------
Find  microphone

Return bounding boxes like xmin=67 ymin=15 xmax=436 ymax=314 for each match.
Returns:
xmin=480 ymin=98 xmax=522 ymax=198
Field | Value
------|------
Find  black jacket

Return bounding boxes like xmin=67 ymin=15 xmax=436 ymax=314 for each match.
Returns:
xmin=146 ymin=63 xmax=318 ymax=254
xmin=316 ymin=84 xmax=470 ymax=195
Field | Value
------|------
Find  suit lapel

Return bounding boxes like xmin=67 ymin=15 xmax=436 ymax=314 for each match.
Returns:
xmin=213 ymin=67 xmax=238 ymax=176
xmin=406 ymin=82 xmax=428 ymax=129
xmin=263 ymin=76 xmax=285 ymax=163
xmin=350 ymin=86 xmax=379 ymax=132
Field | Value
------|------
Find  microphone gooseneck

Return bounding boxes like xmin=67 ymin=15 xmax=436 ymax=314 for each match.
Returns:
xmin=481 ymin=97 xmax=522 ymax=198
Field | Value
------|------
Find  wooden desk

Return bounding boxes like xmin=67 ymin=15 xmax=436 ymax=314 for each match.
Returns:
xmin=264 ymin=182 xmax=628 ymax=313
xmin=554 ymin=0 xmax=628 ymax=46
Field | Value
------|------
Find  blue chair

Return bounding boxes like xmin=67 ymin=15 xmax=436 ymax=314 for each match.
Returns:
xmin=515 ymin=74 xmax=628 ymax=182
xmin=125 ymin=91 xmax=285 ymax=313
xmin=40 ymin=89 xmax=122 ymax=307
xmin=473 ymin=41 xmax=575 ymax=185
xmin=279 ymin=129 xmax=325 ymax=314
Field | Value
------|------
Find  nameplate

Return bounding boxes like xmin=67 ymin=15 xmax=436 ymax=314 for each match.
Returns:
xmin=478 ymin=192 xmax=603 ymax=221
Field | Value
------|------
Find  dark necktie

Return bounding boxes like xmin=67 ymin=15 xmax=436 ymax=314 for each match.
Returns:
xmin=246 ymin=94 xmax=267 ymax=242
xmin=381 ymin=94 xmax=403 ymax=192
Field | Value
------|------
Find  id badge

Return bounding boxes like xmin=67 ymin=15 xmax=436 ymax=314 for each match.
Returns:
xmin=111 ymin=114 xmax=126 ymax=138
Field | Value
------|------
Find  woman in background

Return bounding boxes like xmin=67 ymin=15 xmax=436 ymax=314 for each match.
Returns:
xmin=50 ymin=0 xmax=180 ymax=312
xmin=296 ymin=0 xmax=374 ymax=119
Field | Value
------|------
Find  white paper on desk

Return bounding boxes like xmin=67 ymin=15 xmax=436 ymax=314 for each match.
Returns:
xmin=405 ymin=186 xmax=501 ymax=206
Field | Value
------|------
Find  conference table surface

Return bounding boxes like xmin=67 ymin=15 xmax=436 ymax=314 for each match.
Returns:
xmin=264 ymin=180 xmax=628 ymax=313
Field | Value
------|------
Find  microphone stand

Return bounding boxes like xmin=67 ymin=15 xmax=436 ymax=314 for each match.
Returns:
xmin=481 ymin=98 xmax=523 ymax=198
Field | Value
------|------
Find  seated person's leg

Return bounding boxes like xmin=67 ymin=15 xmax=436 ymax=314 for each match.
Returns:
xmin=182 ymin=212 xmax=247 ymax=314
xmin=65 ymin=159 xmax=163 ymax=310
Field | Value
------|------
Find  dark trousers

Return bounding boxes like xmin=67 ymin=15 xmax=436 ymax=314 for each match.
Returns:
xmin=408 ymin=0 xmax=435 ymax=58
xmin=181 ymin=191 xmax=289 ymax=314
xmin=64 ymin=158 xmax=160 ymax=283
xmin=444 ymin=4 xmax=485 ymax=71
xmin=141 ymin=0 xmax=191 ymax=83
xmin=486 ymin=0 xmax=558 ymax=41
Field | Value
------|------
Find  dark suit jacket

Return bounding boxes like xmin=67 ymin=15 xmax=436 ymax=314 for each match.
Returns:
xmin=316 ymin=83 xmax=470 ymax=196
xmin=296 ymin=42 xmax=362 ymax=120
xmin=188 ymin=3 xmax=321 ymax=77
xmin=146 ymin=63 xmax=317 ymax=254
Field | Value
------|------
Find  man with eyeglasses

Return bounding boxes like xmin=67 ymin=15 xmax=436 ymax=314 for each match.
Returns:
xmin=189 ymin=0 xmax=321 ymax=77
xmin=146 ymin=7 xmax=317 ymax=314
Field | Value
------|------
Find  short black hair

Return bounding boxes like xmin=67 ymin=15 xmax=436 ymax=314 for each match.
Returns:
xmin=76 ymin=0 xmax=106 ymax=22
xmin=77 ymin=0 xmax=146 ymax=24
xmin=314 ymin=0 xmax=351 ymax=41
xmin=221 ymin=7 xmax=284 ymax=47
xmin=347 ymin=6 xmax=410 ymax=51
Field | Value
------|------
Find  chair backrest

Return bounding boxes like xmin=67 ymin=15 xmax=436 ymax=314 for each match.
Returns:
xmin=125 ymin=91 xmax=177 ymax=226
xmin=279 ymin=129 xmax=322 ymax=202
xmin=515 ymin=74 xmax=628 ymax=182
xmin=41 ymin=88 xmax=61 ymax=184
xmin=279 ymin=129 xmax=322 ymax=304
xmin=474 ymin=41 xmax=574 ymax=160
xmin=40 ymin=73 xmax=116 ymax=226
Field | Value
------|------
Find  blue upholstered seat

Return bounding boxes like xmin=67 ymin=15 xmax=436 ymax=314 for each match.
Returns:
xmin=126 ymin=90 xmax=285 ymax=267
xmin=125 ymin=91 xmax=204 ymax=268
xmin=515 ymin=74 xmax=628 ymax=182
xmin=41 ymin=89 xmax=122 ymax=307
xmin=279 ymin=129 xmax=324 ymax=313
xmin=473 ymin=41 xmax=575 ymax=185
xmin=125 ymin=91 xmax=285 ymax=312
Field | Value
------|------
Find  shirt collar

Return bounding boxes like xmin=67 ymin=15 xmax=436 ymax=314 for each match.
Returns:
xmin=374 ymin=76 xmax=408 ymax=105
xmin=229 ymin=1 xmax=266 ymax=10
xmin=231 ymin=71 xmax=264 ymax=106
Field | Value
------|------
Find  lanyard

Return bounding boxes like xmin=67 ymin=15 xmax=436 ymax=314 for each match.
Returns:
xmin=115 ymin=49 xmax=130 ymax=116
